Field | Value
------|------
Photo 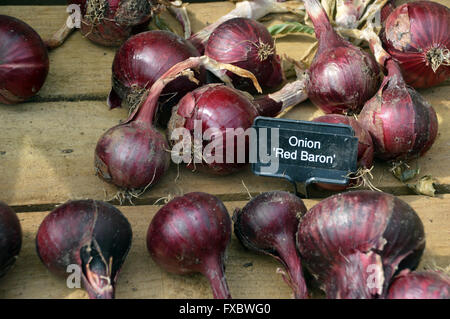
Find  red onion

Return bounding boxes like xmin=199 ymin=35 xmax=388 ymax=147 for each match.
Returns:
xmin=96 ymin=56 xmax=261 ymax=193
xmin=167 ymin=74 xmax=308 ymax=175
xmin=146 ymin=192 xmax=232 ymax=299
xmin=383 ymin=1 xmax=450 ymax=88
xmin=312 ymin=114 xmax=374 ymax=191
xmin=0 ymin=202 xmax=22 ymax=278
xmin=387 ymin=270 xmax=450 ymax=299
xmin=358 ymin=58 xmax=438 ymax=161
xmin=297 ymin=190 xmax=426 ymax=299
xmin=233 ymin=191 xmax=308 ymax=298
xmin=303 ymin=0 xmax=381 ymax=114
xmin=69 ymin=0 xmax=152 ymax=47
xmin=189 ymin=0 xmax=291 ymax=53
xmin=108 ymin=30 xmax=205 ymax=124
xmin=0 ymin=15 xmax=49 ymax=104
xmin=36 ymin=200 xmax=132 ymax=299
xmin=205 ymin=17 xmax=283 ymax=92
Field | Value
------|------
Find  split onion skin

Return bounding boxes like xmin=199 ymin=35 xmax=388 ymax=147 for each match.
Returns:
xmin=36 ymin=200 xmax=132 ymax=299
xmin=146 ymin=192 xmax=232 ymax=299
xmin=358 ymin=59 xmax=438 ymax=161
xmin=383 ymin=1 xmax=450 ymax=88
xmin=109 ymin=30 xmax=205 ymax=121
xmin=205 ymin=17 xmax=283 ymax=92
xmin=0 ymin=202 xmax=22 ymax=278
xmin=387 ymin=270 xmax=450 ymax=299
xmin=233 ymin=191 xmax=308 ymax=299
xmin=297 ymin=190 xmax=425 ymax=299
xmin=0 ymin=15 xmax=49 ymax=104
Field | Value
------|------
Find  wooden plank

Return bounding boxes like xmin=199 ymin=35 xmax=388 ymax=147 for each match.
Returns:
xmin=0 ymin=85 xmax=449 ymax=208
xmin=0 ymin=196 xmax=448 ymax=299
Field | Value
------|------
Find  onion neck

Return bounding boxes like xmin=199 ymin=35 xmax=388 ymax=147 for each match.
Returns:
xmin=254 ymin=74 xmax=308 ymax=117
xmin=45 ymin=21 xmax=75 ymax=50
xmin=385 ymin=58 xmax=406 ymax=86
xmin=203 ymin=255 xmax=232 ymax=299
xmin=130 ymin=56 xmax=261 ymax=124
xmin=303 ymin=0 xmax=342 ymax=50
xmin=131 ymin=57 xmax=205 ymax=124
xmin=168 ymin=5 xmax=192 ymax=39
xmin=275 ymin=239 xmax=308 ymax=299
xmin=359 ymin=26 xmax=391 ymax=67
xmin=324 ymin=251 xmax=385 ymax=299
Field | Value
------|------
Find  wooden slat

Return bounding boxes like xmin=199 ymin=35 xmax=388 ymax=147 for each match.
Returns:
xmin=0 ymin=85 xmax=449 ymax=208
xmin=0 ymin=87 xmax=450 ymax=206
xmin=0 ymin=196 xmax=448 ymax=299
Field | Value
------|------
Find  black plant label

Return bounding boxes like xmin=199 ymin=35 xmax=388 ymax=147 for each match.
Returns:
xmin=251 ymin=117 xmax=358 ymax=188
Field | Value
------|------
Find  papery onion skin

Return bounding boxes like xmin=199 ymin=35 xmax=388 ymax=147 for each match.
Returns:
xmin=109 ymin=30 xmax=205 ymax=124
xmin=387 ymin=270 xmax=450 ymax=299
xmin=205 ymin=17 xmax=283 ymax=92
xmin=146 ymin=192 xmax=232 ymax=299
xmin=0 ymin=15 xmax=49 ymax=104
xmin=233 ymin=191 xmax=308 ymax=299
xmin=36 ymin=200 xmax=132 ymax=299
xmin=0 ymin=202 xmax=22 ymax=278
xmin=69 ymin=0 xmax=152 ymax=47
xmin=303 ymin=0 xmax=381 ymax=114
xmin=358 ymin=59 xmax=438 ymax=161
xmin=312 ymin=114 xmax=374 ymax=191
xmin=383 ymin=1 xmax=450 ymax=88
xmin=297 ymin=190 xmax=425 ymax=299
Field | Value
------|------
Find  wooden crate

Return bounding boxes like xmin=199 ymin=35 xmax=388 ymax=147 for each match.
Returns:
xmin=0 ymin=1 xmax=449 ymax=299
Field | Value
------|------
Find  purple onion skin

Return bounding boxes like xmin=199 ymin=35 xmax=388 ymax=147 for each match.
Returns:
xmin=70 ymin=0 xmax=152 ymax=47
xmin=0 ymin=202 xmax=22 ymax=278
xmin=233 ymin=191 xmax=308 ymax=299
xmin=312 ymin=114 xmax=374 ymax=191
xmin=358 ymin=59 xmax=438 ymax=161
xmin=109 ymin=30 xmax=205 ymax=123
xmin=303 ymin=0 xmax=380 ymax=114
xmin=0 ymin=15 xmax=49 ymax=104
xmin=36 ymin=200 xmax=132 ymax=299
xmin=167 ymin=84 xmax=259 ymax=175
xmin=297 ymin=190 xmax=425 ymax=299
xmin=205 ymin=17 xmax=283 ymax=92
xmin=147 ymin=192 xmax=232 ymax=299
xmin=387 ymin=270 xmax=450 ymax=299
xmin=383 ymin=1 xmax=450 ymax=89
xmin=95 ymin=121 xmax=170 ymax=190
